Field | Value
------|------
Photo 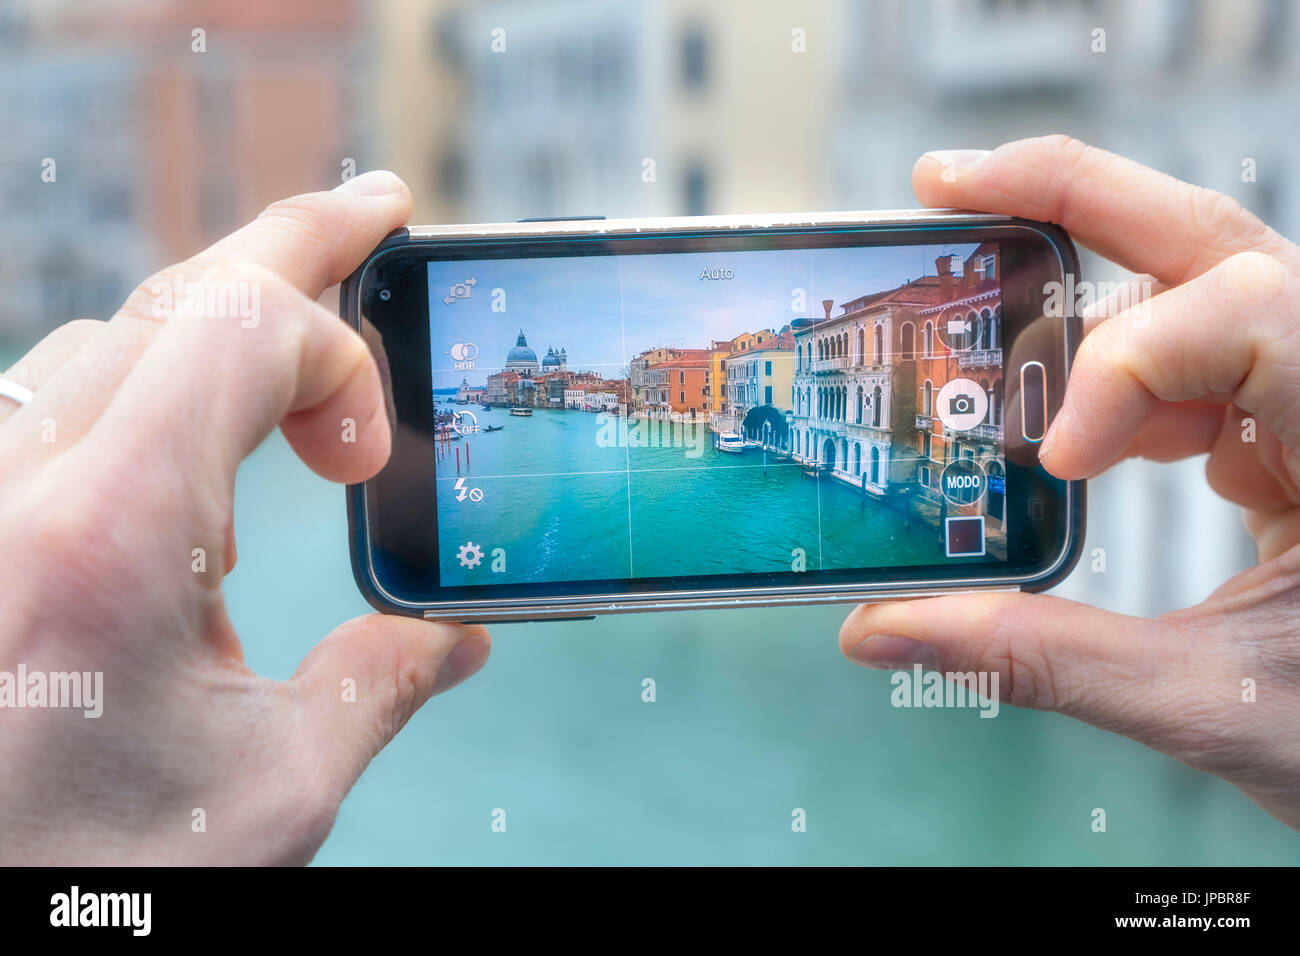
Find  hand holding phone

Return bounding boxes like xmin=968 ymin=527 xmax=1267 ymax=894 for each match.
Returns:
xmin=844 ymin=135 xmax=1300 ymax=830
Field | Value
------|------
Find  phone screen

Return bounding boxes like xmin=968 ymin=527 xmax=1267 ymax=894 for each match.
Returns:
xmin=426 ymin=240 xmax=1010 ymax=588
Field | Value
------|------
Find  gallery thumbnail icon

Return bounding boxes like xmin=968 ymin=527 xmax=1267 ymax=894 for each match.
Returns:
xmin=944 ymin=515 xmax=986 ymax=558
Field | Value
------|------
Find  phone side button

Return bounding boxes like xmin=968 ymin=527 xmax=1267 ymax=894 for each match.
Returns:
xmin=1019 ymin=360 xmax=1047 ymax=443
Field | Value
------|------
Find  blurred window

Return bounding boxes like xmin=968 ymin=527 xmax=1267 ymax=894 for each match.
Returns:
xmin=88 ymin=182 xmax=131 ymax=223
xmin=681 ymin=24 xmax=709 ymax=91
xmin=684 ymin=163 xmax=709 ymax=215
xmin=438 ymin=148 xmax=466 ymax=202
xmin=1255 ymin=0 xmax=1289 ymax=67
xmin=200 ymin=179 xmax=235 ymax=236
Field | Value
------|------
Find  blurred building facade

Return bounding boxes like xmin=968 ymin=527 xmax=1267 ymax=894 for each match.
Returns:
xmin=0 ymin=0 xmax=363 ymax=341
xmin=8 ymin=0 xmax=1296 ymax=331
xmin=378 ymin=0 xmax=1297 ymax=238
xmin=378 ymin=0 xmax=841 ymax=223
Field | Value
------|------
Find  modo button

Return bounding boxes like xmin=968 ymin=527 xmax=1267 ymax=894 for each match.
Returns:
xmin=940 ymin=457 xmax=988 ymax=507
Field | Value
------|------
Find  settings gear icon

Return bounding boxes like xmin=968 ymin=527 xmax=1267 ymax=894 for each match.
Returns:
xmin=457 ymin=541 xmax=484 ymax=569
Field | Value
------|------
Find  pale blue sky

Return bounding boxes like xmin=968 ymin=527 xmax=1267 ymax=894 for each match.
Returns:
xmin=429 ymin=242 xmax=978 ymax=389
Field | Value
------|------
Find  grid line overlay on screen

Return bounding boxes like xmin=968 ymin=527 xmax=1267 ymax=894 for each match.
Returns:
xmin=620 ymin=256 xmax=634 ymax=578
xmin=811 ymin=251 xmax=824 ymax=569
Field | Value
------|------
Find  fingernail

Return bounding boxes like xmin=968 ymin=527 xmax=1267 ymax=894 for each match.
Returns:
xmin=923 ymin=149 xmax=990 ymax=176
xmin=849 ymin=634 xmax=935 ymax=670
xmin=1040 ymin=401 xmax=1073 ymax=464
xmin=1039 ymin=417 xmax=1059 ymax=460
xmin=433 ymin=634 xmax=490 ymax=694
xmin=335 ymin=169 xmax=405 ymax=198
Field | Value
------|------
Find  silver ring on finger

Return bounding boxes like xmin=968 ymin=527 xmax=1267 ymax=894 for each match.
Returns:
xmin=0 ymin=377 xmax=34 ymax=407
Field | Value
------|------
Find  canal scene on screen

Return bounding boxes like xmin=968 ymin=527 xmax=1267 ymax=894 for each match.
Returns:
xmin=428 ymin=241 xmax=1008 ymax=588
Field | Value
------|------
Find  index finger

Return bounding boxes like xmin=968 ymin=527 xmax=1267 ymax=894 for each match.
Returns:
xmin=78 ymin=175 xmax=413 ymax=521
xmin=205 ymin=169 xmax=412 ymax=298
xmin=128 ymin=170 xmax=412 ymax=309
xmin=913 ymin=135 xmax=1300 ymax=286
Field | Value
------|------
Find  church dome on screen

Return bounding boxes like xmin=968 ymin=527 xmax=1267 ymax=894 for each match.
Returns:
xmin=505 ymin=330 xmax=539 ymax=372
xmin=542 ymin=346 xmax=561 ymax=369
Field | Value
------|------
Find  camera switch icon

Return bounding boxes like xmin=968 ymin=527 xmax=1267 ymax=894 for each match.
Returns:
xmin=442 ymin=277 xmax=478 ymax=305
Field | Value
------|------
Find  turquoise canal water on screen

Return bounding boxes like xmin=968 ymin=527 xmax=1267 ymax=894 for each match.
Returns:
xmin=434 ymin=405 xmax=950 ymax=587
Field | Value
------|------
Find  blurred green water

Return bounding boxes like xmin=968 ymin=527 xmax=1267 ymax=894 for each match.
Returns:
xmin=228 ymin=432 xmax=1292 ymax=865
xmin=3 ymin=333 xmax=1292 ymax=863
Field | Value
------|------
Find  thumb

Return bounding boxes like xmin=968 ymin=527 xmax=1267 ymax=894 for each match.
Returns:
xmin=290 ymin=614 xmax=490 ymax=791
xmin=838 ymin=591 xmax=1229 ymax=747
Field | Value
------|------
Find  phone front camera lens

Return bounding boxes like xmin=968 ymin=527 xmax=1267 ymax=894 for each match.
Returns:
xmin=379 ymin=288 xmax=392 ymax=301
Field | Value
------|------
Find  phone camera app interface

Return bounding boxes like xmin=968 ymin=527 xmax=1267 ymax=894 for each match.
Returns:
xmin=428 ymin=241 xmax=1007 ymax=588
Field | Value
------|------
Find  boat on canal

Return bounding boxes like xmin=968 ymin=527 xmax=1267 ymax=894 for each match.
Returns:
xmin=716 ymin=432 xmax=745 ymax=454
xmin=509 ymin=407 xmax=533 ymax=417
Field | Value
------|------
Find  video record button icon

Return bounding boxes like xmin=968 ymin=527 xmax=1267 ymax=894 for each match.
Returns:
xmin=937 ymin=311 xmax=981 ymax=352
xmin=945 ymin=516 xmax=986 ymax=558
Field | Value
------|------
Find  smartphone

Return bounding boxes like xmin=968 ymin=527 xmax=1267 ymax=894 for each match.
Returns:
xmin=340 ymin=210 xmax=1084 ymax=623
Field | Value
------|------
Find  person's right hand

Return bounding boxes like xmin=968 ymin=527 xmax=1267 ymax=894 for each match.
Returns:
xmin=841 ymin=135 xmax=1300 ymax=829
